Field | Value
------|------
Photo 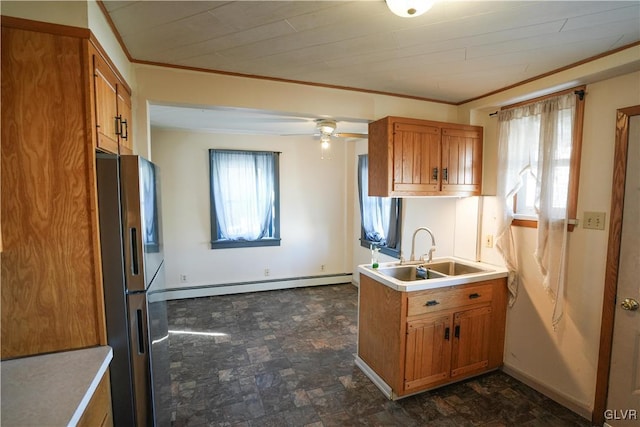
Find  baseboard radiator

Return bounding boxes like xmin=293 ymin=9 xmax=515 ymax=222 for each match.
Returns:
xmin=149 ymin=273 xmax=353 ymax=301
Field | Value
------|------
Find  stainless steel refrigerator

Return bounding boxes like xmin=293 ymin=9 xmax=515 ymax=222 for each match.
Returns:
xmin=96 ymin=153 xmax=171 ymax=427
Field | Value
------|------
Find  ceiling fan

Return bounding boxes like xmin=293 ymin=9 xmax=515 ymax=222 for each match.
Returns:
xmin=314 ymin=119 xmax=368 ymax=139
xmin=313 ymin=119 xmax=368 ymax=160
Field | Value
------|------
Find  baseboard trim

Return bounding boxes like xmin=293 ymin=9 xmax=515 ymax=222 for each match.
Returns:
xmin=149 ymin=273 xmax=353 ymax=301
xmin=354 ymin=356 xmax=393 ymax=399
xmin=501 ymin=364 xmax=592 ymax=420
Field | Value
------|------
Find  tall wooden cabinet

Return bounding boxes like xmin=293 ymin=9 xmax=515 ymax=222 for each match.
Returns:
xmin=1 ymin=17 xmax=130 ymax=360
xmin=368 ymin=116 xmax=483 ymax=197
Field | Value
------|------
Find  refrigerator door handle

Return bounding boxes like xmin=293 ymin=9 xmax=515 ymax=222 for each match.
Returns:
xmin=136 ymin=309 xmax=146 ymax=355
xmin=129 ymin=227 xmax=140 ymax=276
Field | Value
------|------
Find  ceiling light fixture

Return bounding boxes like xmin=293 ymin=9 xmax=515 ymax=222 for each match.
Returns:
xmin=386 ymin=0 xmax=435 ymax=18
xmin=316 ymin=119 xmax=336 ymax=135
xmin=320 ymin=134 xmax=332 ymax=160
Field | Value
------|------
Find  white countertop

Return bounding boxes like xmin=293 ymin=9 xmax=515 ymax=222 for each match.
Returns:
xmin=358 ymin=256 xmax=508 ymax=292
xmin=1 ymin=346 xmax=113 ymax=427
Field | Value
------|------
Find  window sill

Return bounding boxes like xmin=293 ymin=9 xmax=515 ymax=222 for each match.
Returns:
xmin=211 ymin=238 xmax=281 ymax=249
xmin=511 ymin=217 xmax=577 ymax=232
xmin=512 ymin=218 xmax=538 ymax=228
xmin=359 ymin=239 xmax=401 ymax=259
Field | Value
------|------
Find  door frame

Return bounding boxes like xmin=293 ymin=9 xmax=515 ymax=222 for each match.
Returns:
xmin=593 ymin=105 xmax=640 ymax=426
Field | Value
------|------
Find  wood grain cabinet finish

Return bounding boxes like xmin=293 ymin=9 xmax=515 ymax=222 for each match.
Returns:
xmin=0 ymin=18 xmax=129 ymax=359
xmin=92 ymin=49 xmax=133 ymax=155
xmin=368 ymin=116 xmax=483 ymax=197
xmin=1 ymin=23 xmax=106 ymax=359
xmin=78 ymin=372 xmax=114 ymax=427
xmin=358 ymin=275 xmax=507 ymax=398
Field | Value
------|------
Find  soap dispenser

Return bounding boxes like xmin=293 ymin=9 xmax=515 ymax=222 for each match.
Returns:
xmin=370 ymin=244 xmax=380 ymax=269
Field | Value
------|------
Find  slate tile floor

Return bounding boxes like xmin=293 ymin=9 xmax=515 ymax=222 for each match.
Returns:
xmin=167 ymin=284 xmax=590 ymax=427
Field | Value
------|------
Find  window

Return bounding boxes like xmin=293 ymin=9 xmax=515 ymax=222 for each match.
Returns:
xmin=495 ymin=87 xmax=585 ymax=327
xmin=499 ymin=87 xmax=585 ymax=230
xmin=209 ymin=149 xmax=280 ymax=248
xmin=358 ymin=155 xmax=402 ymax=257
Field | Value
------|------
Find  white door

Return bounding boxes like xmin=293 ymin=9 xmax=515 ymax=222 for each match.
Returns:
xmin=606 ymin=115 xmax=640 ymax=426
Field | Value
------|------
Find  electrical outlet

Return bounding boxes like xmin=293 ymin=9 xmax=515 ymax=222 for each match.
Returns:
xmin=485 ymin=234 xmax=494 ymax=248
xmin=264 ymin=268 xmax=270 ymax=277
xmin=584 ymin=211 xmax=606 ymax=230
xmin=321 ymin=264 xmax=326 ymax=271
xmin=179 ymin=274 xmax=188 ymax=283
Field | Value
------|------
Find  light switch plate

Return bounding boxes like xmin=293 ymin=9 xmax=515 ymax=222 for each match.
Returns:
xmin=485 ymin=234 xmax=494 ymax=248
xmin=583 ymin=211 xmax=606 ymax=230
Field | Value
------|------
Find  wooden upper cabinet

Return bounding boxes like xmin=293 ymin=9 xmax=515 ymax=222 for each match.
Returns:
xmin=368 ymin=116 xmax=483 ymax=197
xmin=92 ymin=49 xmax=132 ymax=154
xmin=441 ymin=128 xmax=482 ymax=195
xmin=116 ymin=87 xmax=133 ymax=154
xmin=392 ymin=123 xmax=441 ymax=193
xmin=93 ymin=53 xmax=119 ymax=154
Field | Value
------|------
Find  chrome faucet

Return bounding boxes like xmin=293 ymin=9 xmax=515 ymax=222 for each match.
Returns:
xmin=410 ymin=227 xmax=436 ymax=263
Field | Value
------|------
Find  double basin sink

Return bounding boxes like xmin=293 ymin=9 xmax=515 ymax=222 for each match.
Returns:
xmin=360 ymin=257 xmax=508 ymax=292
xmin=378 ymin=260 xmax=488 ymax=282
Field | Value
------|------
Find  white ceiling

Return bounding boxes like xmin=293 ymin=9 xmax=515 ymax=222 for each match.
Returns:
xmin=102 ymin=0 xmax=640 ymax=134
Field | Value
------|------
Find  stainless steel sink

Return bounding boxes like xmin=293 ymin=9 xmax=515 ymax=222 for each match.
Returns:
xmin=377 ymin=265 xmax=447 ymax=281
xmin=421 ymin=261 xmax=489 ymax=276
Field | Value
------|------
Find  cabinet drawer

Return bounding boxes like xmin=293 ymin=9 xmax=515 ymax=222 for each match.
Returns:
xmin=407 ymin=283 xmax=493 ymax=317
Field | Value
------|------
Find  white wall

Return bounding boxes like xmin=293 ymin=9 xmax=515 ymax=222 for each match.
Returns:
xmin=470 ymin=71 xmax=640 ymax=417
xmin=1 ymin=1 xmax=88 ymax=28
xmin=152 ymin=128 xmax=355 ymax=290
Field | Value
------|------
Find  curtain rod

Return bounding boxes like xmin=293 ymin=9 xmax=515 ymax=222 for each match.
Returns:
xmin=488 ymin=87 xmax=587 ymax=116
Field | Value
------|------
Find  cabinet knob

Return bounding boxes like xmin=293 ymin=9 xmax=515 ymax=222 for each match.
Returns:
xmin=432 ymin=168 xmax=438 ymax=181
xmin=469 ymin=293 xmax=481 ymax=299
xmin=425 ymin=300 xmax=440 ymax=307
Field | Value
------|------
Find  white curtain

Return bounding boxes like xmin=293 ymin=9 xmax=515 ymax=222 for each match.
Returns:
xmin=358 ymin=155 xmax=398 ymax=248
xmin=211 ymin=150 xmax=275 ymax=241
xmin=495 ymin=93 xmax=576 ymax=327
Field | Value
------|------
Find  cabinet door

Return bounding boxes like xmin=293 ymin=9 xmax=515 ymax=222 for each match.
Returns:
xmin=451 ymin=305 xmax=492 ymax=378
xmin=117 ymin=85 xmax=133 ymax=154
xmin=93 ymin=54 xmax=119 ymax=154
xmin=441 ymin=128 xmax=482 ymax=195
xmin=404 ymin=313 xmax=452 ymax=392
xmin=78 ymin=372 xmax=113 ymax=427
xmin=393 ymin=123 xmax=441 ymax=194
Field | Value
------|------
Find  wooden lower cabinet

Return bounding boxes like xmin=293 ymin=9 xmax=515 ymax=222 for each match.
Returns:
xmin=451 ymin=305 xmax=492 ymax=378
xmin=78 ymin=372 xmax=114 ymax=427
xmin=404 ymin=313 xmax=452 ymax=392
xmin=358 ymin=274 xmax=507 ymax=398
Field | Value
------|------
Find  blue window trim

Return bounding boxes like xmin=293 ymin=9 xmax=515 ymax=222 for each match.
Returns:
xmin=209 ymin=149 xmax=281 ymax=249
xmin=357 ymin=154 xmax=402 ymax=259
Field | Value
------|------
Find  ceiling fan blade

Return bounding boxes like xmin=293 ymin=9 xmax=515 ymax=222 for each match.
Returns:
xmin=334 ymin=132 xmax=368 ymax=138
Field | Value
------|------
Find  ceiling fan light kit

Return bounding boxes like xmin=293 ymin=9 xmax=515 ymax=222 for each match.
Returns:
xmin=386 ymin=0 xmax=435 ymax=18
xmin=316 ymin=119 xmax=337 ymax=135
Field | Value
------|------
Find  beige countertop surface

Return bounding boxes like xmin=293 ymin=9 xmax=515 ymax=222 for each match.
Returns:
xmin=1 ymin=346 xmax=112 ymax=427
